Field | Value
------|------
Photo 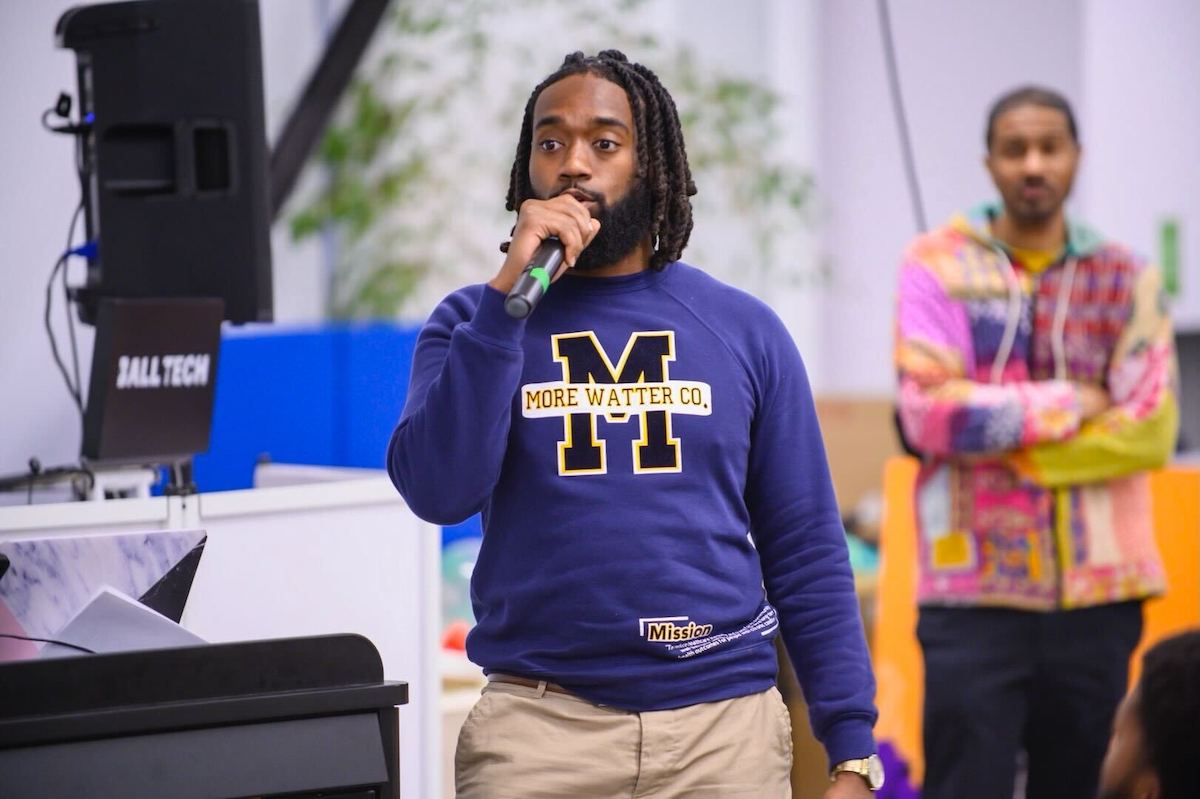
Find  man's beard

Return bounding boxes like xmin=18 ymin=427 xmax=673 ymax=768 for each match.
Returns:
xmin=1004 ymin=176 xmax=1073 ymax=227
xmin=1008 ymin=195 xmax=1060 ymax=226
xmin=564 ymin=180 xmax=654 ymax=272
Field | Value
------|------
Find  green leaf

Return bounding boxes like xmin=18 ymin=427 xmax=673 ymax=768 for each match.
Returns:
xmin=290 ymin=210 xmax=323 ymax=242
xmin=319 ymin=127 xmax=351 ymax=165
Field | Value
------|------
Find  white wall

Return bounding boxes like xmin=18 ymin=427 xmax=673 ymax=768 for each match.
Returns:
xmin=259 ymin=0 xmax=349 ymax=324
xmin=0 ymin=1 xmax=96 ymax=479
xmin=0 ymin=0 xmax=331 ymax=477
xmin=1077 ymin=0 xmax=1200 ymax=331
xmin=666 ymin=0 xmax=822 ymax=382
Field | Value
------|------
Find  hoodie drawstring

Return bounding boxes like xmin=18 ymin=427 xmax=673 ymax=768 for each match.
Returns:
xmin=1051 ymin=257 xmax=1078 ymax=381
xmin=989 ymin=249 xmax=1077 ymax=384
xmin=991 ymin=248 xmax=1023 ymax=385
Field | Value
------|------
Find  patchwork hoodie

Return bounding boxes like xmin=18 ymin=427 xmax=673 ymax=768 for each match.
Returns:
xmin=894 ymin=203 xmax=1178 ymax=609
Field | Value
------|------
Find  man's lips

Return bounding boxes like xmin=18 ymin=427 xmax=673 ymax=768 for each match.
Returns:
xmin=1020 ymin=184 xmax=1050 ymax=200
xmin=559 ymin=187 xmax=601 ymax=204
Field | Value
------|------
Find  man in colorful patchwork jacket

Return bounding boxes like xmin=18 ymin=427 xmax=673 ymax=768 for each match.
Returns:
xmin=894 ymin=86 xmax=1178 ymax=799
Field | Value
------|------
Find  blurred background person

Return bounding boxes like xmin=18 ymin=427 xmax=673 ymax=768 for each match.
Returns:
xmin=893 ymin=85 xmax=1178 ymax=799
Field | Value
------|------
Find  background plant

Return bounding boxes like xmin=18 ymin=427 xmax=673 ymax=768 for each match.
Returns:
xmin=289 ymin=0 xmax=819 ymax=320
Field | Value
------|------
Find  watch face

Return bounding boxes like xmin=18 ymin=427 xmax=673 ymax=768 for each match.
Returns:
xmin=867 ymin=754 xmax=885 ymax=789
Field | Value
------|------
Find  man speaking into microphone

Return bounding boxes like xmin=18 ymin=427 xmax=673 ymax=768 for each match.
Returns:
xmin=388 ymin=51 xmax=880 ymax=798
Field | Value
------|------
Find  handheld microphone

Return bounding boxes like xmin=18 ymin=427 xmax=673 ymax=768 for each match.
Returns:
xmin=504 ymin=238 xmax=566 ymax=319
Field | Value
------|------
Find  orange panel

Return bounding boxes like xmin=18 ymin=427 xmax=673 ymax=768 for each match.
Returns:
xmin=870 ymin=460 xmax=1200 ymax=787
xmin=872 ymin=457 xmax=924 ymax=782
xmin=1130 ymin=467 xmax=1200 ymax=683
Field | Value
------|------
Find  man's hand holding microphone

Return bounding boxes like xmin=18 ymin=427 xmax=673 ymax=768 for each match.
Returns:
xmin=492 ymin=194 xmax=600 ymax=319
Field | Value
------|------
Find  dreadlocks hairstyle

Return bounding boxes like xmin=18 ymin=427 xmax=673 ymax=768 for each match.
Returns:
xmin=985 ymin=85 xmax=1079 ymax=150
xmin=505 ymin=50 xmax=697 ymax=271
xmin=1138 ymin=629 xmax=1200 ymax=799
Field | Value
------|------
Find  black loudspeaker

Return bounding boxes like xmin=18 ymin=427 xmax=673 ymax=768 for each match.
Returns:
xmin=57 ymin=0 xmax=273 ymax=325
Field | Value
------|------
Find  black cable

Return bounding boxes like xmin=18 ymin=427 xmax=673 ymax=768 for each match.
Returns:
xmin=876 ymin=0 xmax=928 ymax=233
xmin=0 ymin=632 xmax=96 ymax=654
xmin=45 ymin=203 xmax=86 ymax=428
xmin=45 ymin=254 xmax=81 ymax=411
xmin=67 ymin=107 xmax=92 ymax=430
xmin=63 ymin=231 xmax=83 ymax=412
xmin=35 ymin=96 xmax=92 ymax=472
xmin=0 ymin=464 xmax=96 ymax=494
xmin=876 ymin=0 xmax=929 ymax=459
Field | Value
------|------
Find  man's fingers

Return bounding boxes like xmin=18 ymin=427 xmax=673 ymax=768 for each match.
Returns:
xmin=559 ymin=229 xmax=585 ymax=267
xmin=512 ymin=195 xmax=599 ymax=269
xmin=548 ymin=204 xmax=596 ymax=267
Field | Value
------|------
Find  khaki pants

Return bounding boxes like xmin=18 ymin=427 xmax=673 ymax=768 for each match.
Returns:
xmin=455 ymin=679 xmax=793 ymax=798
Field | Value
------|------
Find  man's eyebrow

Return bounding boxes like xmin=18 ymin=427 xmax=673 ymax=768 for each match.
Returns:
xmin=534 ymin=114 xmax=631 ymax=133
xmin=591 ymin=116 xmax=631 ymax=133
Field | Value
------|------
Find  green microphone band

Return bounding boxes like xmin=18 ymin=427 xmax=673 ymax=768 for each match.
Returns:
xmin=529 ymin=267 xmax=550 ymax=292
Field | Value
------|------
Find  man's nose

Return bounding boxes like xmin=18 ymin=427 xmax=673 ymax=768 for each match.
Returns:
xmin=1022 ymin=150 xmax=1046 ymax=176
xmin=559 ymin=140 xmax=592 ymax=180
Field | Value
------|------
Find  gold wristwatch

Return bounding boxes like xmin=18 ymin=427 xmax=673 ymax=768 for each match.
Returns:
xmin=830 ymin=754 xmax=885 ymax=791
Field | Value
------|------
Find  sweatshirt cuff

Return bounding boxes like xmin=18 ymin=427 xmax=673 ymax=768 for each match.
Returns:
xmin=822 ymin=718 xmax=877 ymax=770
xmin=469 ymin=285 xmax=528 ymax=347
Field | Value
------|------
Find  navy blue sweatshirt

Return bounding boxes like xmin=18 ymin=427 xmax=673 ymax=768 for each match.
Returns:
xmin=388 ymin=262 xmax=876 ymax=764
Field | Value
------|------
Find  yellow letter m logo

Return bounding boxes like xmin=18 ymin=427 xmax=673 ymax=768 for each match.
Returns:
xmin=519 ymin=330 xmax=712 ymax=476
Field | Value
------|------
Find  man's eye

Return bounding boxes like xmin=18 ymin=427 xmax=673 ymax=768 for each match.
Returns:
xmin=538 ymin=140 xmax=561 ymax=152
xmin=596 ymin=139 xmax=618 ymax=151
